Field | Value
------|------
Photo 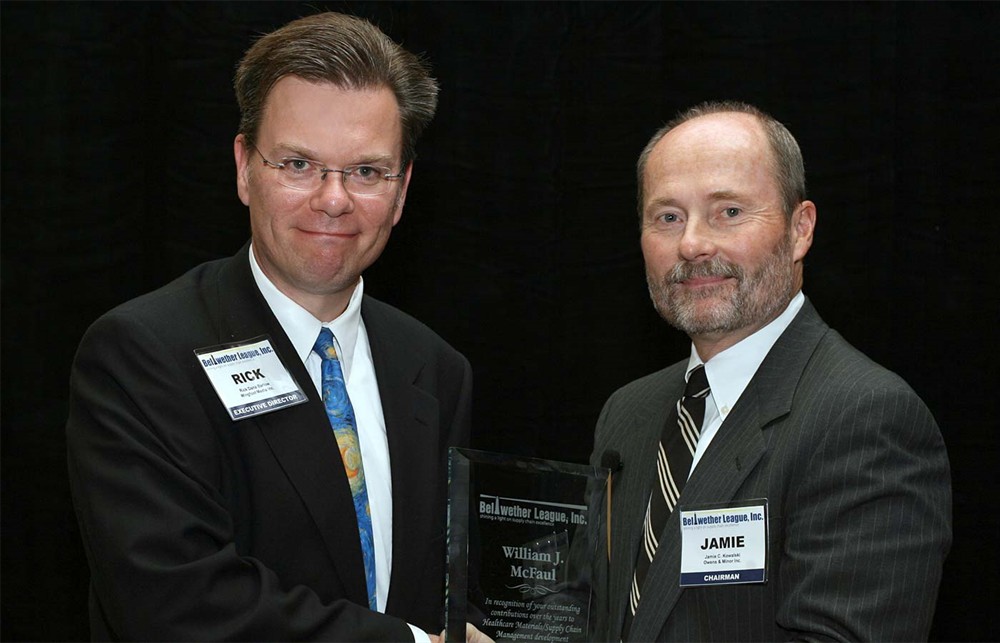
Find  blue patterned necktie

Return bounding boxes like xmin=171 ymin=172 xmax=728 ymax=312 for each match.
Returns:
xmin=313 ymin=328 xmax=377 ymax=611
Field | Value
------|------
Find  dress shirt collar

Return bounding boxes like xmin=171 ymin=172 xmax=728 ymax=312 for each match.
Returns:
xmin=248 ymin=243 xmax=363 ymax=370
xmin=687 ymin=291 xmax=805 ymax=418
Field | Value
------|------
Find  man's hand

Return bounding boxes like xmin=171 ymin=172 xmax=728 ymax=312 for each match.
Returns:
xmin=464 ymin=623 xmax=494 ymax=643
xmin=432 ymin=623 xmax=495 ymax=643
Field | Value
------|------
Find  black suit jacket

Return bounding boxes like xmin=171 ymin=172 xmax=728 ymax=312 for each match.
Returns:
xmin=67 ymin=246 xmax=472 ymax=641
xmin=590 ymin=300 xmax=951 ymax=641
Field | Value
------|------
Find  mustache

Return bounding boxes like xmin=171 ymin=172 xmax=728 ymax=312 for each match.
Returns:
xmin=666 ymin=258 xmax=744 ymax=284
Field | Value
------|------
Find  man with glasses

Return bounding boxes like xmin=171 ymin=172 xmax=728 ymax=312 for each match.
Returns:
xmin=67 ymin=12 xmax=471 ymax=641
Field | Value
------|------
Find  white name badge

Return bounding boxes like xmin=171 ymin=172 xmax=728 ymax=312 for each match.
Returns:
xmin=678 ymin=499 xmax=768 ymax=587
xmin=194 ymin=336 xmax=308 ymax=421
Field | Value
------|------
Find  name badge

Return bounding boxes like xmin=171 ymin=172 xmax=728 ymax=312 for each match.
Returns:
xmin=194 ymin=336 xmax=308 ymax=421
xmin=678 ymin=499 xmax=768 ymax=587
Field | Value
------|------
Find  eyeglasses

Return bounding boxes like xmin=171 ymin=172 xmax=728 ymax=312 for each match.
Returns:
xmin=253 ymin=147 xmax=404 ymax=196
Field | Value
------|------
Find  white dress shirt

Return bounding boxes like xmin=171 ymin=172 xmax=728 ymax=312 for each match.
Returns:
xmin=687 ymin=291 xmax=806 ymax=474
xmin=248 ymin=247 xmax=407 ymax=620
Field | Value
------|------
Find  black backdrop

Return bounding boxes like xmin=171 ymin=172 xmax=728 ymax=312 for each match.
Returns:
xmin=3 ymin=2 xmax=998 ymax=641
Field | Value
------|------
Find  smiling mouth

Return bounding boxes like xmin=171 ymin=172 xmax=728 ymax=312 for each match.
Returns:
xmin=299 ymin=229 xmax=357 ymax=238
xmin=680 ymin=275 xmax=734 ymax=287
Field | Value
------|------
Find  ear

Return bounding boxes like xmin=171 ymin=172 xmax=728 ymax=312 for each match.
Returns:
xmin=391 ymin=162 xmax=414 ymax=227
xmin=791 ymin=200 xmax=816 ymax=262
xmin=234 ymin=134 xmax=252 ymax=207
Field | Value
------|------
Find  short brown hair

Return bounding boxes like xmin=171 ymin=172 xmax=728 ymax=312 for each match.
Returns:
xmin=637 ymin=100 xmax=806 ymax=218
xmin=234 ymin=11 xmax=439 ymax=169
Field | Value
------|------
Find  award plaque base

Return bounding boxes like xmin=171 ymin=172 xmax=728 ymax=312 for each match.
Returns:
xmin=446 ymin=448 xmax=608 ymax=642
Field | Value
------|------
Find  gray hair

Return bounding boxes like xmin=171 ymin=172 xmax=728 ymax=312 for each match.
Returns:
xmin=637 ymin=100 xmax=806 ymax=218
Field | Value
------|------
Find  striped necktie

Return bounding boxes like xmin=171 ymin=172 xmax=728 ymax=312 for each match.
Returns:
xmin=622 ymin=364 xmax=710 ymax=639
xmin=313 ymin=328 xmax=377 ymax=611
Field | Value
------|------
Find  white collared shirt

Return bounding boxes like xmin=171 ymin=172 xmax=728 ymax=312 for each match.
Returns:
xmin=248 ymin=246 xmax=394 ymax=614
xmin=688 ymin=291 xmax=806 ymax=473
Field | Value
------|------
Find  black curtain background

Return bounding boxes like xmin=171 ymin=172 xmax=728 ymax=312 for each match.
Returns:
xmin=3 ymin=2 xmax=998 ymax=640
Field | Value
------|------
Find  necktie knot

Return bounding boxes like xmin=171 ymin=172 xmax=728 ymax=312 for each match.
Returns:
xmin=313 ymin=327 xmax=339 ymax=361
xmin=684 ymin=364 xmax=710 ymax=401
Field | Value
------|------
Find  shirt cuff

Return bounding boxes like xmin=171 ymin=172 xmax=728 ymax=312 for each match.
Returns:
xmin=408 ymin=623 xmax=432 ymax=643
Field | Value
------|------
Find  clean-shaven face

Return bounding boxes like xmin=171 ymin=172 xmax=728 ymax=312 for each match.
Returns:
xmin=235 ymin=76 xmax=410 ymax=313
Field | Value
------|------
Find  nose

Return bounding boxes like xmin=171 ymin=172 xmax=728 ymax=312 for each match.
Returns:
xmin=309 ymin=171 xmax=355 ymax=218
xmin=677 ymin=214 xmax=717 ymax=262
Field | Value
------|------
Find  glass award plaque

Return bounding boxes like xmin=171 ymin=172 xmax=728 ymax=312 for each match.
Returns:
xmin=446 ymin=448 xmax=608 ymax=642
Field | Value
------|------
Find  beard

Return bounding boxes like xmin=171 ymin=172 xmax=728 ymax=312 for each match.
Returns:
xmin=646 ymin=232 xmax=796 ymax=337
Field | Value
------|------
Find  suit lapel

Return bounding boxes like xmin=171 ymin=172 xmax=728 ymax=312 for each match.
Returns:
xmin=214 ymin=247 xmax=369 ymax=606
xmin=362 ymin=297 xmax=440 ymax=615
xmin=607 ymin=378 xmax=678 ymax=638
xmin=629 ymin=300 xmax=829 ymax=641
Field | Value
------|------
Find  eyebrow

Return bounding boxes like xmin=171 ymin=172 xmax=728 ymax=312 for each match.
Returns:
xmin=645 ymin=196 xmax=684 ymax=209
xmin=644 ymin=190 xmax=752 ymax=216
xmin=270 ymin=143 xmax=395 ymax=167
xmin=269 ymin=142 xmax=320 ymax=160
xmin=647 ymin=189 xmax=746 ymax=206
xmin=352 ymin=153 xmax=396 ymax=166
xmin=707 ymin=190 xmax=744 ymax=201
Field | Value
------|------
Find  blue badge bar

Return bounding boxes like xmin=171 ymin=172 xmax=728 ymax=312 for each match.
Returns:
xmin=681 ymin=568 xmax=765 ymax=586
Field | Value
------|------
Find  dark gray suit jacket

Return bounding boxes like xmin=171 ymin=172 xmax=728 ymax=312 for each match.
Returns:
xmin=67 ymin=245 xmax=472 ymax=641
xmin=590 ymin=300 xmax=950 ymax=641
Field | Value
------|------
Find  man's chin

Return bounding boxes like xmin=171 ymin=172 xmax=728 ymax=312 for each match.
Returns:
xmin=660 ymin=300 xmax=738 ymax=336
